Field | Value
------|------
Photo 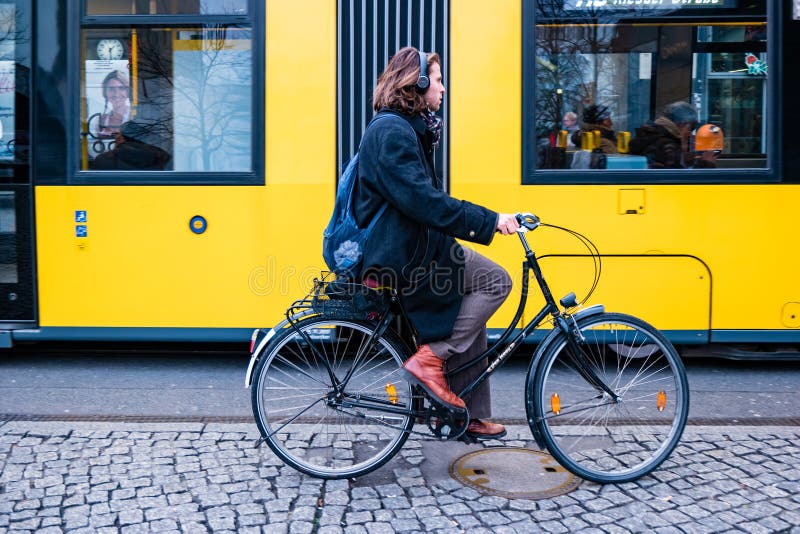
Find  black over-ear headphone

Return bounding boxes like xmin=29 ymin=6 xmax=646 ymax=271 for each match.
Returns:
xmin=416 ymin=50 xmax=430 ymax=93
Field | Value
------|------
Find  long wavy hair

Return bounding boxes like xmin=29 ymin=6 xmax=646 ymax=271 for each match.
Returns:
xmin=372 ymin=47 xmax=441 ymax=115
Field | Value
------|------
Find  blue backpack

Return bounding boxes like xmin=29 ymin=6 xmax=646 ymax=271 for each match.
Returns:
xmin=323 ymin=115 xmax=394 ymax=279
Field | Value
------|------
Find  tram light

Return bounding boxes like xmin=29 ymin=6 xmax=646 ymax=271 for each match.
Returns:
xmin=551 ymin=393 xmax=561 ymax=415
xmin=657 ymin=390 xmax=667 ymax=412
xmin=385 ymin=383 xmax=398 ymax=404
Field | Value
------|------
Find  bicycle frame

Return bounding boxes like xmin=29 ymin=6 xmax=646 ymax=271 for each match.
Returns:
xmin=448 ymin=229 xmax=619 ymax=403
xmin=257 ymin=225 xmax=619 ymax=440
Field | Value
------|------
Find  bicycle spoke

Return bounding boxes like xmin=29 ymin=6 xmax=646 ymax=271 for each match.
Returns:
xmin=252 ymin=318 xmax=414 ymax=479
xmin=534 ymin=313 xmax=688 ymax=483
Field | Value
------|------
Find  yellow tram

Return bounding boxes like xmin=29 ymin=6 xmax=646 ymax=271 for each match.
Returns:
xmin=1 ymin=0 xmax=797 ymax=354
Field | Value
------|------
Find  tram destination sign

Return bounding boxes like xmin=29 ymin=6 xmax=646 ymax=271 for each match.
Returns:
xmin=564 ymin=0 xmax=736 ymax=9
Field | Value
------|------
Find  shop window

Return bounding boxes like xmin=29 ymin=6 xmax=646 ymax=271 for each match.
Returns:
xmin=527 ymin=1 xmax=769 ymax=179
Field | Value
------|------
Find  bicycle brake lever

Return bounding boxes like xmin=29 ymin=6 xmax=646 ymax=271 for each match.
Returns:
xmin=516 ymin=212 xmax=541 ymax=231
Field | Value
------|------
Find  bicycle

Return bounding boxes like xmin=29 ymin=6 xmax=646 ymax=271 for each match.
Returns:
xmin=246 ymin=213 xmax=689 ymax=484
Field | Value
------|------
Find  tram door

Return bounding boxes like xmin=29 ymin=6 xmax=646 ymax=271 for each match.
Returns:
xmin=0 ymin=0 xmax=34 ymax=324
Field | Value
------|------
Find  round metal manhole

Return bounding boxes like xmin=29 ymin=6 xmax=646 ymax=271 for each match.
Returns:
xmin=449 ymin=447 xmax=581 ymax=500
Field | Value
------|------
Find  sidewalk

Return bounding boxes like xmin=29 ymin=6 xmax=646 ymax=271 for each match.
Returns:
xmin=1 ymin=421 xmax=799 ymax=533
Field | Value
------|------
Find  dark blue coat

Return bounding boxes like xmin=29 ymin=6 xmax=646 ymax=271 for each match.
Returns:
xmin=354 ymin=110 xmax=498 ymax=343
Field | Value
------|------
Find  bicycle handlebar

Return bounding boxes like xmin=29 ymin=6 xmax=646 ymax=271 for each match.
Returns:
xmin=515 ymin=212 xmax=540 ymax=232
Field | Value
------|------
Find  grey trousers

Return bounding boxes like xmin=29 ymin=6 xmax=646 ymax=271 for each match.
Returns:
xmin=428 ymin=247 xmax=512 ymax=419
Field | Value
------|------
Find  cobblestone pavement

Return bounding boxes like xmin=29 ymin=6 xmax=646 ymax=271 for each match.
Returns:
xmin=1 ymin=421 xmax=799 ymax=533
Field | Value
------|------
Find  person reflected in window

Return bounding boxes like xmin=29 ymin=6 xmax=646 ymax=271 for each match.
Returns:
xmin=630 ymin=101 xmax=717 ymax=169
xmin=562 ymin=111 xmax=579 ymax=147
xmin=90 ymin=121 xmax=170 ymax=171
xmin=571 ymin=105 xmax=618 ymax=154
xmin=97 ymin=70 xmax=131 ymax=136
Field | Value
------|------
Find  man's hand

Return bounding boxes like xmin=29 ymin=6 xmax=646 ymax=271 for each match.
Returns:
xmin=496 ymin=213 xmax=521 ymax=235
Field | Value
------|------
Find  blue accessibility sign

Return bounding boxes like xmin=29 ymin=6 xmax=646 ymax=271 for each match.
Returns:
xmin=75 ymin=210 xmax=87 ymax=223
xmin=75 ymin=225 xmax=88 ymax=238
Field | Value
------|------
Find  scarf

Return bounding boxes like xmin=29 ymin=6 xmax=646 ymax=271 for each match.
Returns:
xmin=421 ymin=109 xmax=442 ymax=149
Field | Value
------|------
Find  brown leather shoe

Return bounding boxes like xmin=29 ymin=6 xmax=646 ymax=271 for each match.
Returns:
xmin=402 ymin=345 xmax=466 ymax=412
xmin=465 ymin=419 xmax=507 ymax=439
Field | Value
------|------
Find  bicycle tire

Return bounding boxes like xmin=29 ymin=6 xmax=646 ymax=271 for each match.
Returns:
xmin=251 ymin=316 xmax=414 ymax=479
xmin=529 ymin=312 xmax=689 ymax=483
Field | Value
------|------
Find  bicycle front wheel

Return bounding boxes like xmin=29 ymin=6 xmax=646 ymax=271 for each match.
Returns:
xmin=530 ymin=312 xmax=689 ymax=483
xmin=251 ymin=317 xmax=414 ymax=479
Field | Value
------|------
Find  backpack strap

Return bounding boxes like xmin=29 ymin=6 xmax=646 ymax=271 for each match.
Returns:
xmin=355 ymin=112 xmax=416 ymax=230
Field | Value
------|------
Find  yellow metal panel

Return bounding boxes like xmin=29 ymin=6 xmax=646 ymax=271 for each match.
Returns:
xmin=450 ymin=0 xmax=521 ymax=186
xmin=453 ymin=182 xmax=800 ymax=332
xmin=449 ymin=2 xmax=800 ymax=334
xmin=35 ymin=0 xmax=337 ymax=329
xmin=266 ymin=0 xmax=336 ymax=185
xmin=35 ymin=186 xmax=330 ymax=328
xmin=618 ymin=188 xmax=646 ymax=215
xmin=537 ymin=256 xmax=710 ymax=332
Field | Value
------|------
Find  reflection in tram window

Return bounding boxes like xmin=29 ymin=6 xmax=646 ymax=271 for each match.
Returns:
xmin=85 ymin=0 xmax=248 ymax=15
xmin=0 ymin=192 xmax=17 ymax=284
xmin=81 ymin=27 xmax=253 ymax=173
xmin=532 ymin=2 xmax=768 ymax=172
xmin=0 ymin=3 xmax=16 ymax=163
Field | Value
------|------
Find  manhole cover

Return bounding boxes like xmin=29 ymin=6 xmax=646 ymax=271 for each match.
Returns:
xmin=449 ymin=447 xmax=581 ymax=500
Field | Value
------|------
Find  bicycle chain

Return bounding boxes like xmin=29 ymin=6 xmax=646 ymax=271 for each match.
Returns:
xmin=253 ymin=396 xmax=430 ymax=448
xmin=255 ymin=390 xmax=473 ymax=448
xmin=332 ymin=393 xmax=469 ymax=441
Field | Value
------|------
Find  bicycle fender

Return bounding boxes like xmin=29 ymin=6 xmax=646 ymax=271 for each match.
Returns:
xmin=525 ymin=304 xmax=605 ymax=448
xmin=244 ymin=310 xmax=316 ymax=388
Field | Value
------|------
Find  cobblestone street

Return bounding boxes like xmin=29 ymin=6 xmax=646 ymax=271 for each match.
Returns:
xmin=1 ymin=421 xmax=798 ymax=533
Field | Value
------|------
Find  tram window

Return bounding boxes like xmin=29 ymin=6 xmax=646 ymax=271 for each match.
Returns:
xmin=528 ymin=2 xmax=769 ymax=179
xmin=80 ymin=26 xmax=253 ymax=173
xmin=0 ymin=192 xmax=17 ymax=283
xmin=86 ymin=0 xmax=248 ymax=15
xmin=0 ymin=1 xmax=29 ymax=167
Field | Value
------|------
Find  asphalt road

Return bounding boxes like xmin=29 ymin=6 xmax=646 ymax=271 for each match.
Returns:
xmin=1 ymin=344 xmax=798 ymax=422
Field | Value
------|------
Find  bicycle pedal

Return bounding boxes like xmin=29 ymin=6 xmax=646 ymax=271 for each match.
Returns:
xmin=425 ymin=396 xmax=467 ymax=416
xmin=411 ymin=385 xmax=467 ymax=415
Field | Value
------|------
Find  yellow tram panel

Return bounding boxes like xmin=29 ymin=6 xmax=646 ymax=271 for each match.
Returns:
xmin=35 ymin=185 xmax=332 ymax=328
xmin=33 ymin=0 xmax=338 ymax=330
xmin=451 ymin=0 xmax=800 ymax=334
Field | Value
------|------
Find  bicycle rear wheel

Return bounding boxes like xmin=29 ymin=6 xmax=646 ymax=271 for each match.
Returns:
xmin=251 ymin=317 xmax=414 ymax=479
xmin=530 ymin=312 xmax=689 ymax=483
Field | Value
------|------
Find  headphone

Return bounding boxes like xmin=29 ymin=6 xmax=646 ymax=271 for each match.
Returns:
xmin=416 ymin=50 xmax=430 ymax=93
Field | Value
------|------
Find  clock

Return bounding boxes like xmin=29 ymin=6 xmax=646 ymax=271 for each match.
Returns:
xmin=96 ymin=39 xmax=125 ymax=60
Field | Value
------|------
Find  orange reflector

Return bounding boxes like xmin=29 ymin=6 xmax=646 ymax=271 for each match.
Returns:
xmin=385 ymin=383 xmax=398 ymax=404
xmin=551 ymin=393 xmax=561 ymax=415
xmin=657 ymin=390 xmax=667 ymax=412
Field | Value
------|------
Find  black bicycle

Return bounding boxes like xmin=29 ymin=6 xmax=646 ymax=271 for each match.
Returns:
xmin=246 ymin=213 xmax=689 ymax=483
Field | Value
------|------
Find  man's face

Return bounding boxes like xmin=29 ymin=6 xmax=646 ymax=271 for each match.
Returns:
xmin=680 ymin=121 xmax=698 ymax=141
xmin=423 ymin=62 xmax=445 ymax=112
xmin=563 ymin=115 xmax=577 ymax=128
